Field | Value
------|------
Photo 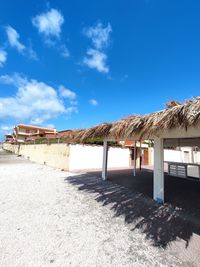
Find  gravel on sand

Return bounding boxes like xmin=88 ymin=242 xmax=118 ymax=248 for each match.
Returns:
xmin=0 ymin=150 xmax=184 ymax=267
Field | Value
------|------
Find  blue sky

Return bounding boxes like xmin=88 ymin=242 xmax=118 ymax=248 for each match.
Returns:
xmin=0 ymin=0 xmax=200 ymax=138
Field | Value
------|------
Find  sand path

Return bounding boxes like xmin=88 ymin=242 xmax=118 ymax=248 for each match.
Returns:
xmin=0 ymin=149 xmax=185 ymax=267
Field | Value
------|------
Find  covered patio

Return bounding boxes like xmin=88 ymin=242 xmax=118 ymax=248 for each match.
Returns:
xmin=76 ymin=164 xmax=200 ymax=220
xmin=65 ymin=98 xmax=200 ymax=261
xmin=107 ymin=167 xmax=200 ymax=218
xmin=66 ymin=97 xmax=200 ymax=204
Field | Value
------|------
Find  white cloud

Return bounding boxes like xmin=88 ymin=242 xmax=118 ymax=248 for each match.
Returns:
xmin=59 ymin=45 xmax=70 ymax=58
xmin=32 ymin=8 xmax=64 ymax=40
xmin=5 ymin=26 xmax=38 ymax=60
xmin=5 ymin=26 xmax=25 ymax=52
xmin=83 ymin=49 xmax=109 ymax=73
xmin=30 ymin=117 xmax=45 ymax=125
xmin=0 ymin=49 xmax=7 ymax=67
xmin=32 ymin=8 xmax=68 ymax=57
xmin=0 ymin=74 xmax=77 ymax=124
xmin=66 ymin=106 xmax=78 ymax=113
xmin=27 ymin=45 xmax=38 ymax=61
xmin=83 ymin=22 xmax=112 ymax=73
xmin=84 ymin=23 xmax=112 ymax=50
xmin=0 ymin=125 xmax=13 ymax=132
xmin=89 ymin=99 xmax=98 ymax=106
xmin=0 ymin=73 xmax=27 ymax=86
xmin=0 ymin=125 xmax=14 ymax=137
xmin=59 ymin=85 xmax=77 ymax=99
xmin=45 ymin=123 xmax=55 ymax=129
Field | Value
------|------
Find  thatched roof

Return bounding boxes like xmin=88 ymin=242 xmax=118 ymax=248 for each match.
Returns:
xmin=59 ymin=129 xmax=85 ymax=141
xmin=66 ymin=97 xmax=200 ymax=142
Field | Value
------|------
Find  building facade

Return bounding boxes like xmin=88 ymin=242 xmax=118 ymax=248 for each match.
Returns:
xmin=13 ymin=124 xmax=57 ymax=143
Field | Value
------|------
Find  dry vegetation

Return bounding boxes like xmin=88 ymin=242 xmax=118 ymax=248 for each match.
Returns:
xmin=60 ymin=97 xmax=200 ymax=142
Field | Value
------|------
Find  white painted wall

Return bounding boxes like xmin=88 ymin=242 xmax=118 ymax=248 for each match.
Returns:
xmin=3 ymin=143 xmax=130 ymax=171
xmin=164 ymin=149 xmax=182 ymax=162
xmin=69 ymin=144 xmax=130 ymax=171
xmin=194 ymin=151 xmax=200 ymax=164
xmin=108 ymin=146 xmax=130 ymax=167
xmin=150 ymin=148 xmax=200 ymax=164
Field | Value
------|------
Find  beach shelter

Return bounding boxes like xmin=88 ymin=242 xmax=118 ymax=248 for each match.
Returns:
xmin=70 ymin=97 xmax=200 ymax=204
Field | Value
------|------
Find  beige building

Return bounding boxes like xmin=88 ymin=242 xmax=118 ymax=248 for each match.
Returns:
xmin=13 ymin=124 xmax=57 ymax=143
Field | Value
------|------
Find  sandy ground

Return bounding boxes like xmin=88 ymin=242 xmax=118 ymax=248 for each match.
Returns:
xmin=0 ymin=149 xmax=188 ymax=267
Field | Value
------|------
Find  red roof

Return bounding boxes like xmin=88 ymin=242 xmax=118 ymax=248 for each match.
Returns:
xmin=15 ymin=124 xmax=56 ymax=132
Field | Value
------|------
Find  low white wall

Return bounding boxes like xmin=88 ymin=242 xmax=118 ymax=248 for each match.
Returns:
xmin=108 ymin=146 xmax=130 ymax=167
xmin=3 ymin=143 xmax=69 ymax=170
xmin=3 ymin=143 xmax=130 ymax=171
xmin=3 ymin=143 xmax=19 ymax=153
xmin=4 ymin=142 xmax=200 ymax=171
xmin=164 ymin=149 xmax=182 ymax=162
xmin=165 ymin=148 xmax=200 ymax=164
xmin=194 ymin=151 xmax=200 ymax=164
xmin=20 ymin=144 xmax=70 ymax=170
xmin=69 ymin=144 xmax=130 ymax=171
xmin=151 ymin=148 xmax=200 ymax=164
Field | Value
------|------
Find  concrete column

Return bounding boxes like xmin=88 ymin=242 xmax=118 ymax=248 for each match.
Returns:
xmin=102 ymin=139 xmax=108 ymax=180
xmin=153 ymin=137 xmax=164 ymax=204
xmin=190 ymin=147 xmax=194 ymax=163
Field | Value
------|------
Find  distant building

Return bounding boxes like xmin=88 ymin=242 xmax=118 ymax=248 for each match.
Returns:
xmin=121 ymin=140 xmax=151 ymax=167
xmin=5 ymin=134 xmax=14 ymax=143
xmin=13 ymin=124 xmax=57 ymax=143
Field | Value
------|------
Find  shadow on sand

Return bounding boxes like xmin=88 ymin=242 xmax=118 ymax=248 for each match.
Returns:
xmin=65 ymin=170 xmax=200 ymax=249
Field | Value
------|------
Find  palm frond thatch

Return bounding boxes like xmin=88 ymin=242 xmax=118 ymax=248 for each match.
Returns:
xmin=78 ymin=123 xmax=113 ymax=142
xmin=64 ymin=97 xmax=200 ymax=142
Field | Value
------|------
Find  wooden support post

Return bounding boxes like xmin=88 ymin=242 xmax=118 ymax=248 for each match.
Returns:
xmin=102 ymin=139 xmax=108 ymax=180
xmin=153 ymin=137 xmax=164 ymax=204
xmin=133 ymin=140 xmax=137 ymax=176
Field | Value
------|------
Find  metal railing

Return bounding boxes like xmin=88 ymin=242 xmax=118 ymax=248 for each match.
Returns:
xmin=165 ymin=161 xmax=200 ymax=180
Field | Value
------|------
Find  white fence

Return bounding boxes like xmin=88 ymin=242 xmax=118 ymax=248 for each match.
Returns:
xmin=164 ymin=150 xmax=182 ymax=162
xmin=3 ymin=143 xmax=130 ymax=171
xmin=69 ymin=144 xmax=130 ymax=171
xmin=3 ymin=142 xmax=200 ymax=173
xmin=148 ymin=149 xmax=200 ymax=165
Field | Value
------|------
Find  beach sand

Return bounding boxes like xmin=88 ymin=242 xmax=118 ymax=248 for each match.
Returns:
xmin=0 ymin=149 xmax=187 ymax=266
